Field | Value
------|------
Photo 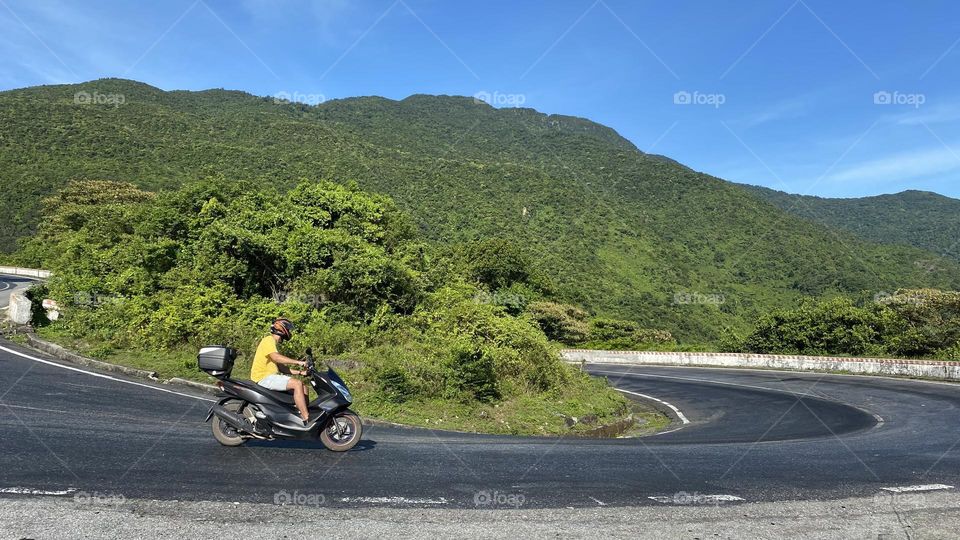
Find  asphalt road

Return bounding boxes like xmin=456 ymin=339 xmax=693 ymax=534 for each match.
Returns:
xmin=0 ymin=275 xmax=35 ymax=309
xmin=1 ymin=339 xmax=959 ymax=509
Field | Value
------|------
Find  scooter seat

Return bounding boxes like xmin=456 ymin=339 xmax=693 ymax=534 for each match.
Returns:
xmin=229 ymin=379 xmax=297 ymax=405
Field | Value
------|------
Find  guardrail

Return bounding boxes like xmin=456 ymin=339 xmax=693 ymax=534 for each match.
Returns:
xmin=561 ymin=349 xmax=960 ymax=381
xmin=0 ymin=266 xmax=51 ymax=279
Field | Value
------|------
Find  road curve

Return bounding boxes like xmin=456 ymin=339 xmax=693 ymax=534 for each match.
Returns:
xmin=0 ymin=275 xmax=36 ymax=309
xmin=1 ymin=340 xmax=959 ymax=508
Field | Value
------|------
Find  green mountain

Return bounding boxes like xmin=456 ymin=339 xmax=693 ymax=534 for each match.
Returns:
xmin=743 ymin=185 xmax=960 ymax=261
xmin=3 ymin=78 xmax=960 ymax=343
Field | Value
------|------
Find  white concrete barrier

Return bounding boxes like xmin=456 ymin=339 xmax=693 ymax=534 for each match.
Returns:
xmin=0 ymin=266 xmax=51 ymax=279
xmin=561 ymin=349 xmax=960 ymax=381
xmin=7 ymin=292 xmax=32 ymax=324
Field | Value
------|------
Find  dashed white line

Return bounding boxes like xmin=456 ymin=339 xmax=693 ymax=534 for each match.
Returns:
xmin=3 ymin=404 xmax=71 ymax=414
xmin=0 ymin=487 xmax=77 ymax=496
xmin=881 ymin=484 xmax=954 ymax=493
xmin=615 ymin=388 xmax=690 ymax=424
xmin=648 ymin=493 xmax=744 ymax=504
xmin=0 ymin=345 xmax=214 ymax=402
xmin=339 ymin=496 xmax=448 ymax=505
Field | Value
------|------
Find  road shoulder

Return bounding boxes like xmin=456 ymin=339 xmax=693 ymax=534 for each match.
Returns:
xmin=0 ymin=492 xmax=954 ymax=539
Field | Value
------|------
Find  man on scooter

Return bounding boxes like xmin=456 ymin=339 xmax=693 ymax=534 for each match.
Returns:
xmin=250 ymin=318 xmax=311 ymax=423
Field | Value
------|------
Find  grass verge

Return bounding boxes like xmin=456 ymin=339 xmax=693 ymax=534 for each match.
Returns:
xmin=33 ymin=326 xmax=668 ymax=436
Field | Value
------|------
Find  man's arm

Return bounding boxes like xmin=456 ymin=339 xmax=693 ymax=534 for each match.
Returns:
xmin=267 ymin=352 xmax=306 ymax=368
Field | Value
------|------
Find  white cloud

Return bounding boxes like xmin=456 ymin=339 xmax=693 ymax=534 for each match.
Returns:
xmin=241 ymin=0 xmax=355 ymax=46
xmin=738 ymin=97 xmax=812 ymax=128
xmin=888 ymin=103 xmax=960 ymax=126
xmin=826 ymin=145 xmax=960 ymax=185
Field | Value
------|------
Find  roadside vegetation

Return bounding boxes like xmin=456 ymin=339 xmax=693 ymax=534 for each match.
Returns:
xmin=4 ymin=79 xmax=960 ymax=346
xmin=722 ymin=290 xmax=960 ymax=360
xmin=12 ymin=179 xmax=661 ymax=435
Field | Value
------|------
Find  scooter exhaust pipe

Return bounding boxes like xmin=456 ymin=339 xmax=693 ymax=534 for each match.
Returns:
xmin=212 ymin=405 xmax=253 ymax=434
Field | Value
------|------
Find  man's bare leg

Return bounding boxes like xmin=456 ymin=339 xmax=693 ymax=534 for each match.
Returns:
xmin=287 ymin=379 xmax=309 ymax=422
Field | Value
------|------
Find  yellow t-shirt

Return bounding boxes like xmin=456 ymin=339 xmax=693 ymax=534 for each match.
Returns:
xmin=250 ymin=336 xmax=280 ymax=381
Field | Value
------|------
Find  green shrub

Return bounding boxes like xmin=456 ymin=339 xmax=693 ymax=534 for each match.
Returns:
xmin=582 ymin=317 xmax=676 ymax=350
xmin=25 ymin=179 xmax=620 ymax=427
xmin=374 ymin=360 xmax=417 ymax=403
xmin=462 ymin=238 xmax=532 ymax=290
xmin=880 ymin=289 xmax=960 ymax=357
xmin=448 ymin=343 xmax=500 ymax=402
xmin=729 ymin=290 xmax=960 ymax=358
xmin=24 ymin=283 xmax=51 ymax=327
xmin=526 ymin=301 xmax=589 ymax=344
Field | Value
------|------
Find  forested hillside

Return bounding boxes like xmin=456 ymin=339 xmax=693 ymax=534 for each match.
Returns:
xmin=3 ymin=78 xmax=959 ymax=343
xmin=744 ymin=185 xmax=960 ymax=261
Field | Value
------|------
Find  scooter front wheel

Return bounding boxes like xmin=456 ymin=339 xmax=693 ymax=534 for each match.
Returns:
xmin=319 ymin=410 xmax=362 ymax=452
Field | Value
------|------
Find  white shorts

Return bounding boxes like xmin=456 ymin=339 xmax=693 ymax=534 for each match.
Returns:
xmin=257 ymin=374 xmax=291 ymax=391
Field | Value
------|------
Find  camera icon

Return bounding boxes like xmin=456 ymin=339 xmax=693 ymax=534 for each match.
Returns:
xmin=473 ymin=490 xmax=493 ymax=506
xmin=273 ymin=490 xmax=292 ymax=505
xmin=673 ymin=91 xmax=692 ymax=105
xmin=873 ymin=91 xmax=892 ymax=105
xmin=473 ymin=91 xmax=492 ymax=105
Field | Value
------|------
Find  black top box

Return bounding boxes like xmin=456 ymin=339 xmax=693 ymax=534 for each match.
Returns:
xmin=198 ymin=346 xmax=237 ymax=377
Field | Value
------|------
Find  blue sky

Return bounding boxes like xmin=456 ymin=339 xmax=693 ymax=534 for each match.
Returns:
xmin=2 ymin=0 xmax=960 ymax=198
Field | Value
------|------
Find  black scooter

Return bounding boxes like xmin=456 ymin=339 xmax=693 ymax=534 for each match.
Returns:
xmin=198 ymin=346 xmax=362 ymax=452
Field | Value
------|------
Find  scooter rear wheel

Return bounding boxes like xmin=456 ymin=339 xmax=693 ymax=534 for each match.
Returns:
xmin=212 ymin=401 xmax=247 ymax=447
xmin=319 ymin=410 xmax=362 ymax=452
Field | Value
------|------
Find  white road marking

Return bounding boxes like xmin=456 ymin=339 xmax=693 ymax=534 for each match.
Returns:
xmin=0 ymin=345 xmax=214 ymax=402
xmin=3 ymin=404 xmax=71 ymax=414
xmin=594 ymin=368 xmax=824 ymax=399
xmin=339 ymin=496 xmax=448 ymax=505
xmin=881 ymin=484 xmax=954 ymax=493
xmin=649 ymin=426 xmax=687 ymax=436
xmin=0 ymin=282 xmax=11 ymax=291
xmin=614 ymin=388 xmax=690 ymax=424
xmin=596 ymin=368 xmax=888 ymax=430
xmin=0 ymin=487 xmax=77 ymax=496
xmin=648 ymin=493 xmax=744 ymax=504
xmin=588 ymin=496 xmax=606 ymax=506
xmin=586 ymin=360 xmax=960 ymax=389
